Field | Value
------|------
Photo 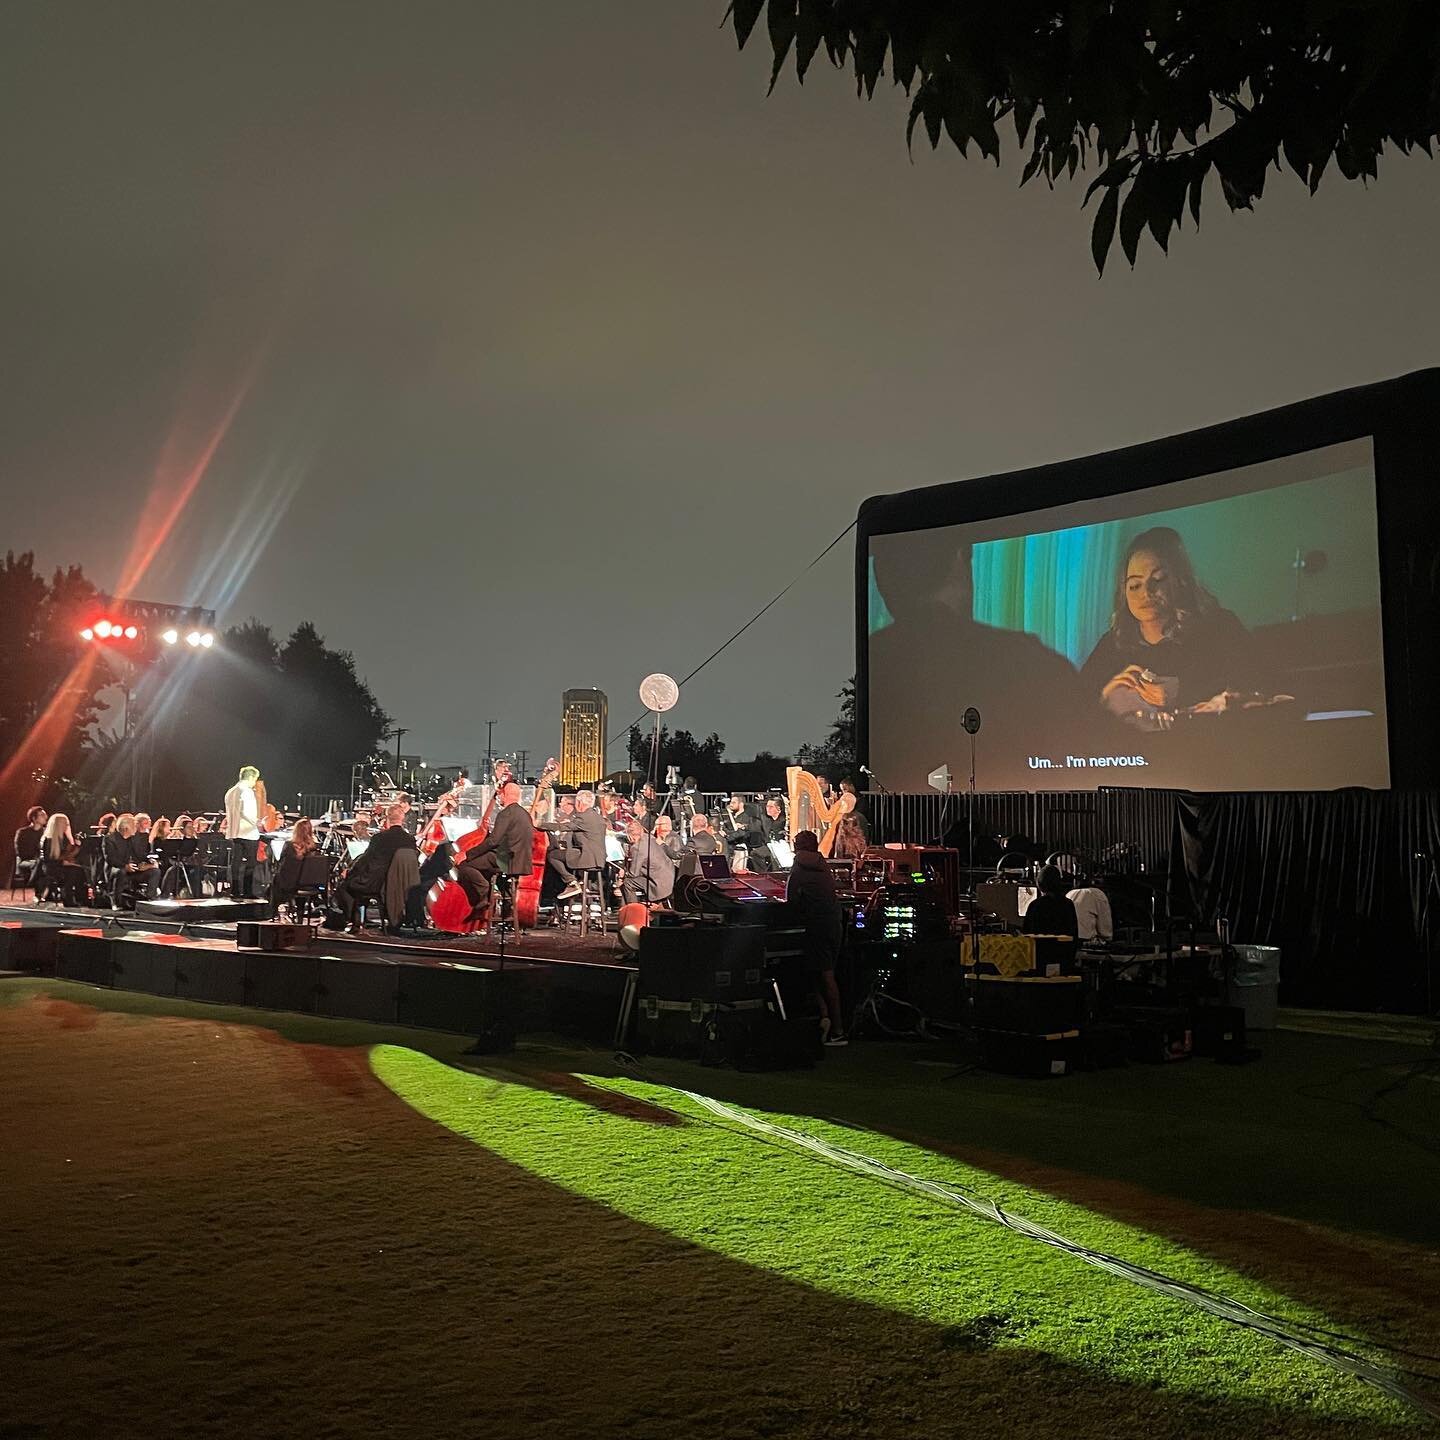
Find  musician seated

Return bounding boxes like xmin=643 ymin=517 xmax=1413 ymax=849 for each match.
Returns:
xmin=686 ymin=814 xmax=720 ymax=857
xmin=13 ymin=806 xmax=47 ymax=894
xmin=267 ymin=817 xmax=318 ymax=918
xmin=621 ymin=820 xmax=674 ymax=906
xmin=547 ymin=789 xmax=606 ymax=901
xmin=1023 ymin=865 xmax=1081 ymax=940
xmin=748 ymin=798 xmax=788 ymax=873
xmin=332 ymin=804 xmax=415 ymax=932
xmin=653 ymin=815 xmax=684 ymax=863
xmin=718 ymin=794 xmax=758 ymax=852
xmin=34 ymin=814 xmax=89 ymax=905
xmin=351 ymin=817 xmax=373 ymax=842
xmin=831 ymin=781 xmax=869 ymax=861
xmin=455 ymin=782 xmax=535 ymax=926
xmin=105 ymin=814 xmax=158 ymax=909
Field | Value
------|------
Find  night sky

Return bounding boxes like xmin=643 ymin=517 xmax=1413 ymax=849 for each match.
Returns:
xmin=3 ymin=2 xmax=1437 ymax=776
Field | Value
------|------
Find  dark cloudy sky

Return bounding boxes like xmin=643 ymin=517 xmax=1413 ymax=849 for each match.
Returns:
xmin=3 ymin=2 xmax=1437 ymax=775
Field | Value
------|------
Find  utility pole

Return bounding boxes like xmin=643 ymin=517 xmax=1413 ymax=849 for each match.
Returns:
xmin=485 ymin=719 xmax=496 ymax=778
xmin=515 ymin=748 xmax=530 ymax=782
xmin=385 ymin=727 xmax=408 ymax=785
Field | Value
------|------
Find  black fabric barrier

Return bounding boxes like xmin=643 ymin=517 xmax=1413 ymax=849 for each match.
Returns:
xmin=868 ymin=786 xmax=1438 ymax=1014
xmin=1175 ymin=789 xmax=1440 ymax=1015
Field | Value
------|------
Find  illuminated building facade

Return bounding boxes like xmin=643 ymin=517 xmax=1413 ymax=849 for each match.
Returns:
xmin=560 ymin=688 xmax=607 ymax=787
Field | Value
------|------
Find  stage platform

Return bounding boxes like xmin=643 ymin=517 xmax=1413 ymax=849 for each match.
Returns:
xmin=0 ymin=903 xmax=634 ymax=1043
xmin=135 ymin=896 xmax=270 ymax=924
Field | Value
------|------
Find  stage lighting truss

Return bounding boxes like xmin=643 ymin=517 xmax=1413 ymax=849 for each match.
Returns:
xmin=80 ymin=612 xmax=216 ymax=651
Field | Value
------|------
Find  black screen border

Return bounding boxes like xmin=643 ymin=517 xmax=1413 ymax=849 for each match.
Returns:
xmin=855 ymin=367 xmax=1440 ymax=791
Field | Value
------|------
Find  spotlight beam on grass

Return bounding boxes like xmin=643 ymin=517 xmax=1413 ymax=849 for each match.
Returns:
xmin=371 ymin=1047 xmax=1428 ymax=1430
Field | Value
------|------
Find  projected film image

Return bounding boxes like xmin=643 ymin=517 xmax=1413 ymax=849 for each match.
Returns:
xmin=867 ymin=440 xmax=1389 ymax=793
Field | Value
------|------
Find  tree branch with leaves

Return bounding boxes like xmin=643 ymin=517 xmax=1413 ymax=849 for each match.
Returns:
xmin=728 ymin=1 xmax=1439 ymax=271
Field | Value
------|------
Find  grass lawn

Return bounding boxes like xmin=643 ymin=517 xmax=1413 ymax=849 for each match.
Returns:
xmin=3 ymin=977 xmax=1437 ymax=1439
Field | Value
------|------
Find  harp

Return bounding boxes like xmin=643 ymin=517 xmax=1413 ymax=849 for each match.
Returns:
xmin=786 ymin=766 xmax=840 ymax=858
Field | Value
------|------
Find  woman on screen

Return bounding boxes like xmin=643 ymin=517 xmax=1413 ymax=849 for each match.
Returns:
xmin=1079 ymin=527 xmax=1271 ymax=727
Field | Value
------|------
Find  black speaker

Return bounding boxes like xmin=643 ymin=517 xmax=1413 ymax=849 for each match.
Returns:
xmin=174 ymin=948 xmax=247 ymax=1006
xmin=56 ymin=928 xmax=114 ymax=987
xmin=110 ymin=939 xmax=179 ymax=997
xmin=637 ymin=924 xmax=768 ymax=1002
xmin=316 ymin=957 xmax=400 ymax=1025
xmin=396 ymin=964 xmax=505 ymax=1035
xmin=0 ymin=921 xmax=60 ymax=973
xmin=236 ymin=921 xmax=315 ymax=952
xmin=244 ymin=952 xmax=321 ymax=1014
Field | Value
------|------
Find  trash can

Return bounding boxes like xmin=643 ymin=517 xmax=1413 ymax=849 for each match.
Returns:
xmin=1227 ymin=944 xmax=1280 ymax=1030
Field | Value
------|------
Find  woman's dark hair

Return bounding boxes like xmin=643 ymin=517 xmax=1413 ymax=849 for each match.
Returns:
xmin=1109 ymin=526 xmax=1216 ymax=641
xmin=1037 ymin=864 xmax=1066 ymax=896
xmin=794 ymin=830 xmax=820 ymax=853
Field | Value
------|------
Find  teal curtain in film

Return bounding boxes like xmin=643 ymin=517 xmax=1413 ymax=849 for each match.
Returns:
xmin=972 ymin=526 xmax=1122 ymax=666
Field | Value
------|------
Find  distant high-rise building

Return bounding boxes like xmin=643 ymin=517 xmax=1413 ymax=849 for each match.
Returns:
xmin=560 ymin=688 xmax=607 ymax=786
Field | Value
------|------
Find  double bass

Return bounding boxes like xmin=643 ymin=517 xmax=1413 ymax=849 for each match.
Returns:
xmin=426 ymin=764 xmax=508 ymax=935
xmin=513 ymin=758 xmax=560 ymax=930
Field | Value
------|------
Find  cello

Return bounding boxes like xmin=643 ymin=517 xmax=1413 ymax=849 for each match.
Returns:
xmin=514 ymin=758 xmax=559 ymax=930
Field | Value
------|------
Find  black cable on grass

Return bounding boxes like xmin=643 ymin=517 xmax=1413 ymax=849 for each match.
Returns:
xmin=580 ymin=1074 xmax=1439 ymax=1416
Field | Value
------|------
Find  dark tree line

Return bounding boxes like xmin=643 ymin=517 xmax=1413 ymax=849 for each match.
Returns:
xmin=730 ymin=1 xmax=1440 ymax=272
xmin=0 ymin=551 xmax=389 ymax=821
xmin=0 ymin=552 xmax=107 ymax=823
xmin=139 ymin=619 xmax=390 ymax=815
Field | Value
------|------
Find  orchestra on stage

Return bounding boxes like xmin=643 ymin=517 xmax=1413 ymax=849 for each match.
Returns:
xmin=8 ymin=761 xmax=870 ymax=944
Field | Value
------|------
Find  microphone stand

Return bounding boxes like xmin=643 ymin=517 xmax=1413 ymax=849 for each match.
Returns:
xmin=861 ymin=767 xmax=891 ymax=795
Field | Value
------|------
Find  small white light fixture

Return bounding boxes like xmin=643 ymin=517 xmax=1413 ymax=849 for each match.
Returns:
xmin=162 ymin=628 xmax=179 ymax=645
xmin=95 ymin=619 xmax=113 ymax=638
xmin=199 ymin=631 xmax=214 ymax=648
xmin=123 ymin=625 xmax=139 ymax=639
xmin=186 ymin=630 xmax=202 ymax=647
xmin=80 ymin=627 xmax=94 ymax=641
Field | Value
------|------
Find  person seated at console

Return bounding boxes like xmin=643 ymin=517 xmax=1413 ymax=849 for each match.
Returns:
xmin=786 ymin=831 xmax=847 ymax=1046
xmin=269 ymin=817 xmax=321 ymax=919
xmin=34 ymin=814 xmax=89 ymax=906
xmin=547 ymin=789 xmax=606 ymax=901
xmin=331 ymin=804 xmax=414 ymax=932
xmin=1022 ymin=864 xmax=1080 ymax=939
xmin=1067 ymin=871 xmax=1113 ymax=944
xmin=1079 ymin=527 xmax=1280 ymax=730
xmin=13 ymin=806 xmax=47 ymax=894
xmin=621 ymin=819 xmax=674 ymax=906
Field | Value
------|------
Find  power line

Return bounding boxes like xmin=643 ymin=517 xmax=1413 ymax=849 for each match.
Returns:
xmin=607 ymin=518 xmax=857 ymax=753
